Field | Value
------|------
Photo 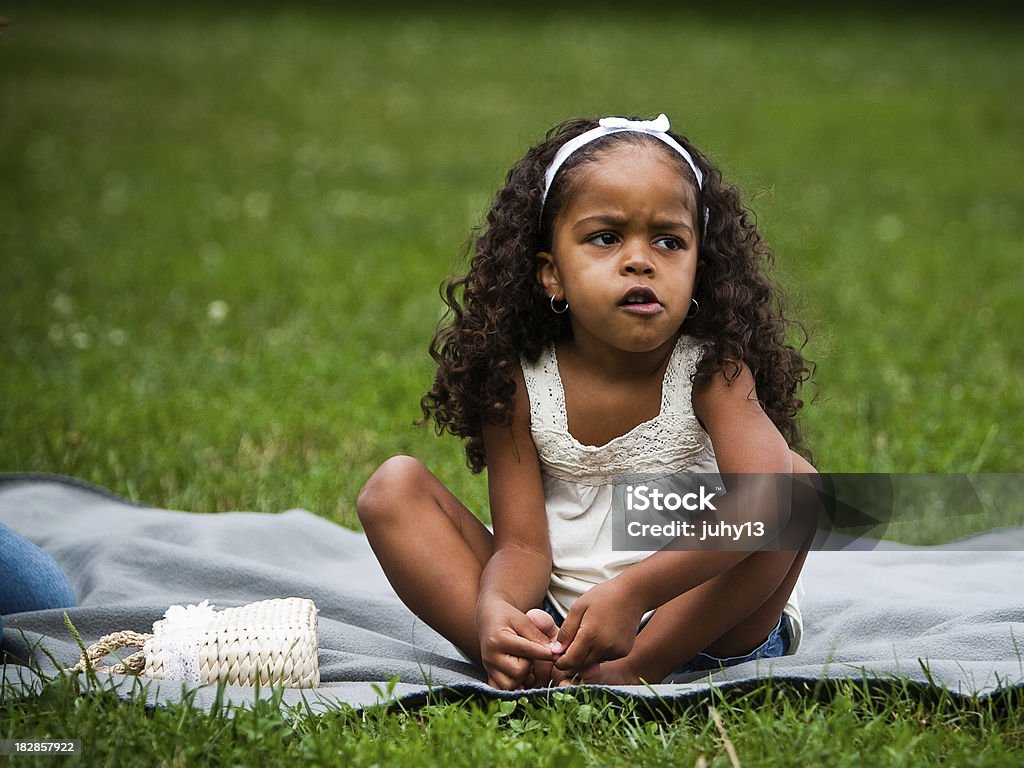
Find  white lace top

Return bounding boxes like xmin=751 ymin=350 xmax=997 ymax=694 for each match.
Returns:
xmin=520 ymin=334 xmax=803 ymax=650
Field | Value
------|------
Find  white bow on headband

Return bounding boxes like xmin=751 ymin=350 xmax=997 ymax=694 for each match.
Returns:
xmin=540 ymin=114 xmax=709 ymax=233
xmin=597 ymin=114 xmax=673 ymax=134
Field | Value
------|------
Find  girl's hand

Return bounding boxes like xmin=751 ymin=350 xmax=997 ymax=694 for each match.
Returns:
xmin=552 ymin=579 xmax=644 ymax=676
xmin=477 ymin=600 xmax=556 ymax=690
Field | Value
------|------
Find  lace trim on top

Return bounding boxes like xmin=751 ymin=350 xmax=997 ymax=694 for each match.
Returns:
xmin=521 ymin=335 xmax=716 ymax=485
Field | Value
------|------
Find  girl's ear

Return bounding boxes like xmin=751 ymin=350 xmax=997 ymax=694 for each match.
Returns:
xmin=536 ymin=251 xmax=563 ymax=299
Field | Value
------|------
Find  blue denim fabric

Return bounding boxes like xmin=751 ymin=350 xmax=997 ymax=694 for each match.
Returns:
xmin=541 ymin=596 xmax=793 ymax=677
xmin=0 ymin=524 xmax=76 ymax=640
xmin=670 ymin=614 xmax=792 ymax=675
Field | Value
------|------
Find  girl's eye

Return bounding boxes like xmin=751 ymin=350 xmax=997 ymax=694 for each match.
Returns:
xmin=655 ymin=236 xmax=686 ymax=251
xmin=589 ymin=232 xmax=619 ymax=246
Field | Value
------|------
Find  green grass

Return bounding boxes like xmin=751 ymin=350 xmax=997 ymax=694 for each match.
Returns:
xmin=3 ymin=669 xmax=1023 ymax=767
xmin=2 ymin=3 xmax=1023 ymax=765
xmin=3 ymin=4 xmax=1022 ymax=524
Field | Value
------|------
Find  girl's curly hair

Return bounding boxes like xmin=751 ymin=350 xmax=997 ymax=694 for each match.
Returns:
xmin=421 ymin=117 xmax=813 ymax=473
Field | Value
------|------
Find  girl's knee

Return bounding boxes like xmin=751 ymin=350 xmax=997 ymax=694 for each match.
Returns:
xmin=356 ymin=455 xmax=429 ymax=527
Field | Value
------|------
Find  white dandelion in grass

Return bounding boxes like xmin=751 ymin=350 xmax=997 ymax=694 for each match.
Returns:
xmin=207 ymin=300 xmax=229 ymax=324
xmin=71 ymin=330 xmax=92 ymax=349
xmin=52 ymin=293 xmax=73 ymax=316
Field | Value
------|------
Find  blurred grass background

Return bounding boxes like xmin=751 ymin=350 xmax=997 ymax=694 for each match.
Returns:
xmin=1 ymin=3 xmax=1021 ymax=538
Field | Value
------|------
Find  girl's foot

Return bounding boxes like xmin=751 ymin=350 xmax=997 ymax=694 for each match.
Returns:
xmin=523 ymin=609 xmax=645 ymax=686
xmin=557 ymin=658 xmax=644 ymax=686
xmin=524 ymin=610 xmax=643 ymax=688
xmin=525 ymin=608 xmax=559 ymax=648
xmin=524 ymin=608 xmax=565 ymax=687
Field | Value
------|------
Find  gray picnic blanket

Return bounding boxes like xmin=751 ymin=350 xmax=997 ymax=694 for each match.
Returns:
xmin=1 ymin=474 xmax=1022 ymax=712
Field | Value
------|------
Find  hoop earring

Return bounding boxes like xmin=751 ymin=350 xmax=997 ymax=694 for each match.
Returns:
xmin=687 ymin=298 xmax=699 ymax=318
xmin=550 ymin=296 xmax=569 ymax=314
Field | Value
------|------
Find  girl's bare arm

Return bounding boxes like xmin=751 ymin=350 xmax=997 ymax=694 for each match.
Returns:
xmin=476 ymin=366 xmax=557 ymax=688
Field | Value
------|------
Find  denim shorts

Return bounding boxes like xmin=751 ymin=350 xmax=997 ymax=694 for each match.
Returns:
xmin=542 ymin=597 xmax=794 ymax=678
xmin=670 ymin=613 xmax=793 ymax=675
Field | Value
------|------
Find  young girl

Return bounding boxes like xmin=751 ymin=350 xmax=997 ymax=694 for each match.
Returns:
xmin=358 ymin=114 xmax=815 ymax=689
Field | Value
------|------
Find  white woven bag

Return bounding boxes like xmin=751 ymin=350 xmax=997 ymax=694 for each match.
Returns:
xmin=70 ymin=597 xmax=320 ymax=689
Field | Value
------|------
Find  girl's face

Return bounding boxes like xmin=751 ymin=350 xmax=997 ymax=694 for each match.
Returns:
xmin=537 ymin=142 xmax=700 ymax=357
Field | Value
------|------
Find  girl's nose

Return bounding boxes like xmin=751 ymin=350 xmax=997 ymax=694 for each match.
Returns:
xmin=621 ymin=244 xmax=655 ymax=275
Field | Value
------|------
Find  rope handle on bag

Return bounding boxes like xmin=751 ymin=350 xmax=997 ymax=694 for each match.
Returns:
xmin=63 ymin=598 xmax=321 ymax=687
xmin=68 ymin=630 xmax=151 ymax=675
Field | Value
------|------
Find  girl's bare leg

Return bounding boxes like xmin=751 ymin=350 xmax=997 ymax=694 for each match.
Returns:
xmin=357 ymin=455 xmax=493 ymax=662
xmin=619 ymin=544 xmax=808 ymax=683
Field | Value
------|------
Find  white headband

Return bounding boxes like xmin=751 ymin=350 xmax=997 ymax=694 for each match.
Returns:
xmin=540 ymin=114 xmax=709 ymax=231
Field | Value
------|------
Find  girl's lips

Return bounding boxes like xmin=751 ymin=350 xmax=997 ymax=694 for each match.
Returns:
xmin=620 ymin=301 xmax=663 ymax=315
xmin=619 ymin=286 xmax=663 ymax=315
